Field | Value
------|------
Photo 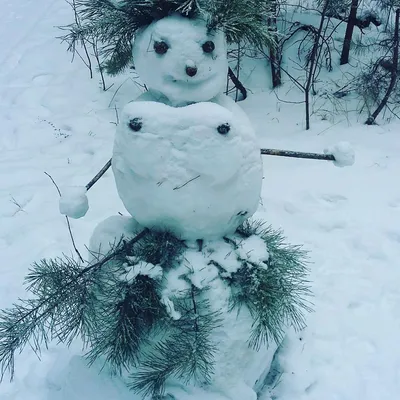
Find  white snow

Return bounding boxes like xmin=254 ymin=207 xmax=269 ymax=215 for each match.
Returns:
xmin=184 ymin=249 xmax=219 ymax=289
xmin=205 ymin=240 xmax=242 ymax=276
xmin=237 ymin=235 xmax=270 ymax=266
xmin=124 ymin=261 xmax=163 ymax=282
xmin=59 ymin=186 xmax=89 ymax=219
xmin=324 ymin=141 xmax=356 ymax=168
xmin=112 ymin=100 xmax=263 ymax=240
xmin=160 ymin=295 xmax=182 ymax=320
xmin=1 ymin=2 xmax=400 ymax=400
xmin=132 ymin=14 xmax=228 ymax=106
xmin=89 ymin=216 xmax=142 ymax=261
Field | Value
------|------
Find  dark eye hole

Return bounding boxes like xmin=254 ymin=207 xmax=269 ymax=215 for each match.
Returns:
xmin=154 ymin=41 xmax=169 ymax=55
xmin=217 ymin=123 xmax=230 ymax=135
xmin=202 ymin=41 xmax=215 ymax=53
xmin=129 ymin=118 xmax=142 ymax=132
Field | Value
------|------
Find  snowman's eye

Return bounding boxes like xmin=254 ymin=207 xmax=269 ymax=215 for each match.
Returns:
xmin=202 ymin=41 xmax=215 ymax=53
xmin=217 ymin=123 xmax=230 ymax=135
xmin=154 ymin=41 xmax=169 ymax=55
xmin=129 ymin=118 xmax=142 ymax=132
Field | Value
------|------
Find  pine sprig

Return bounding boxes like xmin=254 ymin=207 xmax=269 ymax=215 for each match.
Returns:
xmin=0 ymin=219 xmax=312 ymax=395
xmin=203 ymin=0 xmax=275 ymax=49
xmin=59 ymin=0 xmax=275 ymax=75
xmin=230 ymin=220 xmax=313 ymax=350
xmin=26 ymin=257 xmax=97 ymax=347
xmin=129 ymin=287 xmax=222 ymax=398
xmin=85 ymin=275 xmax=167 ymax=374
xmin=0 ymin=229 xmax=149 ymax=381
xmin=131 ymin=230 xmax=187 ymax=269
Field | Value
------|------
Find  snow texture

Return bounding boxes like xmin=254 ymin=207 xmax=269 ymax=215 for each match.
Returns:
xmin=237 ymin=235 xmax=270 ymax=266
xmin=324 ymin=141 xmax=356 ymax=168
xmin=88 ymin=216 xmax=142 ymax=261
xmin=2 ymin=2 xmax=400 ymax=400
xmin=88 ymin=215 xmax=278 ymax=399
xmin=123 ymin=261 xmax=163 ymax=282
xmin=59 ymin=186 xmax=89 ymax=219
xmin=132 ymin=14 xmax=228 ymax=106
xmin=112 ymin=101 xmax=263 ymax=240
xmin=160 ymin=295 xmax=182 ymax=320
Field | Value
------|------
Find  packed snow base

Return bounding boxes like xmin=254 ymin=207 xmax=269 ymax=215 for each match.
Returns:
xmin=89 ymin=216 xmax=310 ymax=399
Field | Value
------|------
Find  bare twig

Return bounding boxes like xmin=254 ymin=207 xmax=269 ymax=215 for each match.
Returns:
xmin=366 ymin=8 xmax=400 ymax=125
xmin=304 ymin=1 xmax=330 ymax=130
xmin=86 ymin=158 xmax=112 ymax=191
xmin=10 ymin=196 xmax=26 ymax=215
xmin=67 ymin=0 xmax=93 ymax=78
xmin=228 ymin=67 xmax=247 ymax=101
xmin=44 ymin=172 xmax=84 ymax=263
xmin=261 ymin=148 xmax=335 ymax=161
xmin=173 ymin=175 xmax=201 ymax=190
xmin=114 ymin=105 xmax=119 ymax=125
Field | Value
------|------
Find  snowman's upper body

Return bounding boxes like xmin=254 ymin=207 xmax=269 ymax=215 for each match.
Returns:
xmin=112 ymin=101 xmax=262 ymax=241
xmin=133 ymin=14 xmax=229 ymax=107
xmin=113 ymin=14 xmax=263 ymax=240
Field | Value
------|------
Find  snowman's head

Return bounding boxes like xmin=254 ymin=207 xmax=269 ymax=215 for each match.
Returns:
xmin=132 ymin=14 xmax=228 ymax=106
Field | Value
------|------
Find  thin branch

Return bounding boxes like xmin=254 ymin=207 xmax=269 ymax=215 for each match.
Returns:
xmin=173 ymin=175 xmax=201 ymax=190
xmin=366 ymin=8 xmax=400 ymax=124
xmin=86 ymin=159 xmax=112 ymax=191
xmin=114 ymin=105 xmax=119 ymax=125
xmin=83 ymin=143 xmax=336 ymax=199
xmin=260 ymin=148 xmax=335 ymax=161
xmin=68 ymin=0 xmax=93 ymax=78
xmin=44 ymin=172 xmax=84 ymax=263
xmin=228 ymin=67 xmax=247 ymax=101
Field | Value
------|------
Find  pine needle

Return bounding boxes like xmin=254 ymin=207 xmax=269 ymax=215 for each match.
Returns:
xmin=58 ymin=0 xmax=275 ymax=75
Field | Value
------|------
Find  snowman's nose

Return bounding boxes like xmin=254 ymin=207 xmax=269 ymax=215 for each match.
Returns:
xmin=186 ymin=65 xmax=197 ymax=77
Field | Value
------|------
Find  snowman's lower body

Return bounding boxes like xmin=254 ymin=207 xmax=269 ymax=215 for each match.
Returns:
xmin=89 ymin=215 xmax=281 ymax=400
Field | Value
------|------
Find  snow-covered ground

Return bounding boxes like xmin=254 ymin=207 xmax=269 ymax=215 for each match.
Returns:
xmin=1 ymin=1 xmax=400 ymax=399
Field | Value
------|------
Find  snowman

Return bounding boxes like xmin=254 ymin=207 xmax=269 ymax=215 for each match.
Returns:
xmin=56 ymin=5 xmax=291 ymax=400
xmin=77 ymin=13 xmax=271 ymax=398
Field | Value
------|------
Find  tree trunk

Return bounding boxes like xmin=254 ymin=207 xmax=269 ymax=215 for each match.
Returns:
xmin=304 ymin=0 xmax=329 ymax=130
xmin=340 ymin=0 xmax=359 ymax=65
xmin=268 ymin=1 xmax=281 ymax=87
xmin=366 ymin=8 xmax=400 ymax=125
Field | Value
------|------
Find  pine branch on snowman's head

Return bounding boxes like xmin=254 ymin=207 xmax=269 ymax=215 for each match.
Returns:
xmin=60 ymin=1 xmax=274 ymax=100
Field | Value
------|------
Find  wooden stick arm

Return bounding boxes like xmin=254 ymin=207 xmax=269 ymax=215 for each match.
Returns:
xmin=86 ymin=158 xmax=112 ymax=191
xmin=84 ymin=148 xmax=341 ymax=192
xmin=261 ymin=148 xmax=335 ymax=161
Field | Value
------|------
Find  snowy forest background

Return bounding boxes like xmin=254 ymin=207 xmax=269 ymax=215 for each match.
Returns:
xmin=1 ymin=0 xmax=400 ymax=400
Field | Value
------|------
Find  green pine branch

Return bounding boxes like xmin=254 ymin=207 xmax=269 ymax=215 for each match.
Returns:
xmin=85 ymin=275 xmax=167 ymax=374
xmin=0 ymin=218 xmax=312 ymax=396
xmin=129 ymin=286 xmax=222 ymax=398
xmin=59 ymin=0 xmax=276 ymax=75
xmin=0 ymin=229 xmax=149 ymax=381
xmin=228 ymin=220 xmax=313 ymax=350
